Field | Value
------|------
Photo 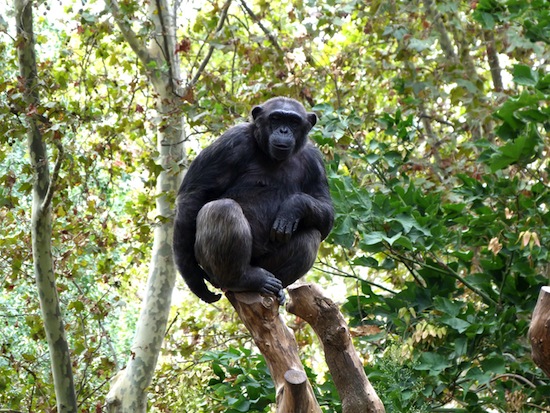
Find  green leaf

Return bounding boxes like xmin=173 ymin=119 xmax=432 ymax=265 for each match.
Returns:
xmin=481 ymin=356 xmax=506 ymax=374
xmin=433 ymin=297 xmax=462 ymax=317
xmin=465 ymin=366 xmax=492 ymax=386
xmin=512 ymin=64 xmax=539 ymax=86
xmin=488 ymin=134 xmax=539 ymax=171
xmin=408 ymin=38 xmax=432 ymax=52
xmin=479 ymin=12 xmax=496 ymax=29
xmin=353 ymin=256 xmax=379 ymax=268
xmin=228 ymin=397 xmax=250 ymax=412
xmin=441 ymin=316 xmax=471 ymax=333
xmin=212 ymin=362 xmax=225 ymax=380
xmin=394 ymin=235 xmax=413 ymax=250
xmin=68 ymin=300 xmax=85 ymax=312
xmin=366 ymin=153 xmax=380 ymax=164
xmin=416 ymin=352 xmax=451 ymax=375
xmin=495 ymin=90 xmax=545 ymax=136
xmin=361 ymin=231 xmax=386 ymax=246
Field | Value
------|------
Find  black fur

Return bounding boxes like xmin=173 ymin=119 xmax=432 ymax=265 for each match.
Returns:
xmin=173 ymin=97 xmax=334 ymax=303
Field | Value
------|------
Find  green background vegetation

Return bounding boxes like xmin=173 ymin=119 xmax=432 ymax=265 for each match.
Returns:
xmin=1 ymin=0 xmax=550 ymax=411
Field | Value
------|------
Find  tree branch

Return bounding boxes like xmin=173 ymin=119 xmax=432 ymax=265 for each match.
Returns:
xmin=226 ymin=292 xmax=322 ymax=412
xmin=287 ymin=284 xmax=385 ymax=413
xmin=153 ymin=0 xmax=184 ymax=96
xmin=529 ymin=286 xmax=550 ymax=378
xmin=41 ymin=139 xmax=63 ymax=211
xmin=15 ymin=1 xmax=77 ymax=411
xmin=423 ymin=0 xmax=457 ymax=64
xmin=185 ymin=0 xmax=232 ymax=92
xmin=239 ymin=0 xmax=284 ymax=55
xmin=424 ymin=251 xmax=497 ymax=305
xmin=106 ymin=0 xmax=157 ymax=69
xmin=484 ymin=29 xmax=503 ymax=92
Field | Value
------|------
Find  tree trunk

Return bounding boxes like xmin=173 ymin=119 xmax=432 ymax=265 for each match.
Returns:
xmin=287 ymin=284 xmax=385 ymax=413
xmin=529 ymin=286 xmax=550 ymax=377
xmin=14 ymin=1 xmax=77 ymax=412
xmin=105 ymin=0 xmax=185 ymax=411
xmin=227 ymin=292 xmax=323 ymax=413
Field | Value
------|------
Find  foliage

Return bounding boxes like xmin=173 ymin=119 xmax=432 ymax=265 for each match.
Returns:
xmin=197 ymin=345 xmax=342 ymax=413
xmin=201 ymin=346 xmax=275 ymax=413
xmin=1 ymin=2 xmax=154 ymax=410
xmin=325 ymin=79 xmax=550 ymax=410
xmin=319 ymin=2 xmax=550 ymax=409
xmin=1 ymin=0 xmax=550 ymax=411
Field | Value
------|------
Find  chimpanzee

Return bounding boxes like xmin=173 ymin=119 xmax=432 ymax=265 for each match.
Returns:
xmin=173 ymin=97 xmax=334 ymax=303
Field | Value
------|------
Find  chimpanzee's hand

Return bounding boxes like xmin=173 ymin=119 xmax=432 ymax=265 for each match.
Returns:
xmin=276 ymin=288 xmax=286 ymax=305
xmin=270 ymin=214 xmax=300 ymax=243
xmin=201 ymin=291 xmax=222 ymax=303
xmin=258 ymin=275 xmax=283 ymax=295
xmin=258 ymin=276 xmax=286 ymax=304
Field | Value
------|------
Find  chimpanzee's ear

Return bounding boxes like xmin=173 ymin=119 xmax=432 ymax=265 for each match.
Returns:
xmin=251 ymin=106 xmax=263 ymax=120
xmin=307 ymin=112 xmax=317 ymax=128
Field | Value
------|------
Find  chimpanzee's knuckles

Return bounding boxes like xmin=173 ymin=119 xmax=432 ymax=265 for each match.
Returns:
xmin=270 ymin=218 xmax=285 ymax=242
xmin=269 ymin=225 xmax=281 ymax=242
xmin=277 ymin=289 xmax=287 ymax=305
xmin=260 ymin=276 xmax=283 ymax=295
xmin=271 ymin=214 xmax=296 ymax=242
xmin=282 ymin=227 xmax=293 ymax=242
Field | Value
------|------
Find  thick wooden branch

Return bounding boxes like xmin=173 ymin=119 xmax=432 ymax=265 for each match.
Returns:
xmin=15 ymin=1 xmax=77 ymax=411
xmin=227 ymin=292 xmax=322 ymax=413
xmin=287 ymin=284 xmax=385 ymax=413
xmin=529 ymin=286 xmax=550 ymax=377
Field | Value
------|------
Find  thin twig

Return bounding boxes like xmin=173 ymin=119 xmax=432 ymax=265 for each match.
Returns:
xmin=239 ymin=0 xmax=284 ymax=55
xmin=154 ymin=0 xmax=181 ymax=97
xmin=314 ymin=262 xmax=397 ymax=295
xmin=164 ymin=311 xmax=180 ymax=337
xmin=185 ymin=0 xmax=232 ymax=91
xmin=391 ymin=250 xmax=497 ymax=305
xmin=41 ymin=139 xmax=63 ymax=211
xmin=491 ymin=373 xmax=536 ymax=388
xmin=423 ymin=0 xmax=457 ymax=63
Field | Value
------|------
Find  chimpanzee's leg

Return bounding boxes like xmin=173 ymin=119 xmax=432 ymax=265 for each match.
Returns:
xmin=194 ymin=199 xmax=283 ymax=297
xmin=255 ymin=229 xmax=322 ymax=288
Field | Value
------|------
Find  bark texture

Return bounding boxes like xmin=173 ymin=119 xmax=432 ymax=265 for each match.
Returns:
xmin=529 ymin=286 xmax=550 ymax=377
xmin=15 ymin=0 xmax=77 ymax=411
xmin=228 ymin=284 xmax=385 ymax=413
xmin=105 ymin=0 xmax=185 ymax=411
xmin=287 ymin=284 xmax=385 ymax=413
xmin=227 ymin=292 xmax=322 ymax=413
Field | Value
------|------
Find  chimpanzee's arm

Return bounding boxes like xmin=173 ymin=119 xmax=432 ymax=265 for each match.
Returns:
xmin=270 ymin=145 xmax=334 ymax=243
xmin=174 ymin=188 xmax=221 ymax=303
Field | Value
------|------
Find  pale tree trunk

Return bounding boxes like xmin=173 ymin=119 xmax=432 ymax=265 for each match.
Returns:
xmin=14 ymin=1 xmax=77 ymax=412
xmin=105 ymin=0 xmax=186 ymax=411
